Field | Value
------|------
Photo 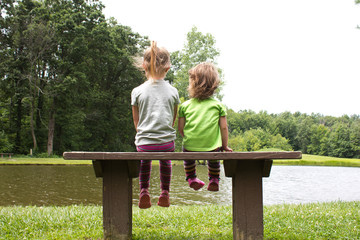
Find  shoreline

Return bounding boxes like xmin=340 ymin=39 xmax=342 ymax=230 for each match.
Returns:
xmin=1 ymin=154 xmax=360 ymax=167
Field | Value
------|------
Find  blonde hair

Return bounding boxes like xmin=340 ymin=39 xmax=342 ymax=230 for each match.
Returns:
xmin=143 ymin=41 xmax=170 ymax=80
xmin=188 ymin=62 xmax=220 ymax=100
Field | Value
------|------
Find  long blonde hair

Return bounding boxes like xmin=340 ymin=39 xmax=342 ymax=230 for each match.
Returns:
xmin=143 ymin=41 xmax=170 ymax=81
xmin=188 ymin=62 xmax=220 ymax=100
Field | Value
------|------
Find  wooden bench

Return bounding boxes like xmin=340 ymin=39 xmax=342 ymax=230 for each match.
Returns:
xmin=63 ymin=151 xmax=302 ymax=240
xmin=0 ymin=153 xmax=13 ymax=158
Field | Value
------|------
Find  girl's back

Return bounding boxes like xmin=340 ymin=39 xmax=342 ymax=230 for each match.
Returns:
xmin=132 ymin=79 xmax=179 ymax=145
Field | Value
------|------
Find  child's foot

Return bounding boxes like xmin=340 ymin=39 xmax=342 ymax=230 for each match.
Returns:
xmin=207 ymin=178 xmax=219 ymax=191
xmin=139 ymin=188 xmax=151 ymax=209
xmin=157 ymin=190 xmax=170 ymax=207
xmin=187 ymin=177 xmax=205 ymax=190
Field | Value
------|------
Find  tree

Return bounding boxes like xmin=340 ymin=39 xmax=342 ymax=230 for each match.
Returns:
xmin=273 ymin=111 xmax=298 ymax=147
xmin=169 ymin=26 xmax=223 ymax=100
xmin=307 ymin=124 xmax=330 ymax=155
xmin=24 ymin=18 xmax=56 ymax=152
xmin=228 ymin=128 xmax=292 ymax=152
xmin=1 ymin=0 xmax=37 ymax=153
xmin=349 ymin=120 xmax=360 ymax=158
xmin=0 ymin=0 xmax=149 ymax=155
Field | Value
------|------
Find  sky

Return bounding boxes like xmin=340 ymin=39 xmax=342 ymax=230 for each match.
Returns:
xmin=100 ymin=0 xmax=360 ymax=117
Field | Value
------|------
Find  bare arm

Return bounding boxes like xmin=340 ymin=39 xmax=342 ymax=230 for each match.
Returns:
xmin=132 ymin=105 xmax=139 ymax=132
xmin=219 ymin=116 xmax=233 ymax=152
xmin=178 ymin=117 xmax=185 ymax=137
xmin=173 ymin=105 xmax=178 ymax=127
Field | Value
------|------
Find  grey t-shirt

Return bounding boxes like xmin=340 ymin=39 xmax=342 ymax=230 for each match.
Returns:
xmin=131 ymin=79 xmax=180 ymax=146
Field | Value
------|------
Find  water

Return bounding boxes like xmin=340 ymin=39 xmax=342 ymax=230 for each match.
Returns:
xmin=0 ymin=164 xmax=359 ymax=206
xmin=264 ymin=165 xmax=360 ymax=205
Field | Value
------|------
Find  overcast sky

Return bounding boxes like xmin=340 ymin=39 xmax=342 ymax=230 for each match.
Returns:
xmin=101 ymin=0 xmax=360 ymax=117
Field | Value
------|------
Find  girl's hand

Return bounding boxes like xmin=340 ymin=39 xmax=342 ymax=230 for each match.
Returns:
xmin=222 ymin=146 xmax=233 ymax=152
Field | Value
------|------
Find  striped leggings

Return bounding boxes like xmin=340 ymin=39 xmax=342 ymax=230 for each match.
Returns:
xmin=183 ymin=147 xmax=221 ymax=180
xmin=136 ymin=141 xmax=174 ymax=191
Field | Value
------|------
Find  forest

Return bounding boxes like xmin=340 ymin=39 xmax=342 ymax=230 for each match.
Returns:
xmin=1 ymin=0 xmax=359 ymax=159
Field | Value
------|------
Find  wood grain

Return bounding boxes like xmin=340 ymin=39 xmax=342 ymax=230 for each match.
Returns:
xmin=63 ymin=151 xmax=301 ymax=160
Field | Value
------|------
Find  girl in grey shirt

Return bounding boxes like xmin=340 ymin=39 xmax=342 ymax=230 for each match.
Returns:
xmin=131 ymin=41 xmax=180 ymax=208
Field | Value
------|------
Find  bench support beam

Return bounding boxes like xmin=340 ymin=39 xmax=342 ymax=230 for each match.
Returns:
xmin=102 ymin=160 xmax=133 ymax=240
xmin=232 ymin=160 xmax=264 ymax=240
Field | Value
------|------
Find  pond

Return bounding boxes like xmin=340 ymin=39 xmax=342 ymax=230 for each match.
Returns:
xmin=1 ymin=164 xmax=360 ymax=206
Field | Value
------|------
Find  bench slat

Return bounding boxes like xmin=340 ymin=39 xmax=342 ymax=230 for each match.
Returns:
xmin=63 ymin=151 xmax=301 ymax=160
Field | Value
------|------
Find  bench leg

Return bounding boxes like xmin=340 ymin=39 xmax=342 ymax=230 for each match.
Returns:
xmin=102 ymin=160 xmax=132 ymax=240
xmin=232 ymin=160 xmax=264 ymax=240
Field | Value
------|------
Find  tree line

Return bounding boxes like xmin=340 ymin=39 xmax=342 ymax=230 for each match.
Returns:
xmin=227 ymin=110 xmax=360 ymax=158
xmin=1 ymin=0 xmax=359 ymax=159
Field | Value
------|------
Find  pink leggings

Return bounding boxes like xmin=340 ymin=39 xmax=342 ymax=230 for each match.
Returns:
xmin=136 ymin=141 xmax=174 ymax=191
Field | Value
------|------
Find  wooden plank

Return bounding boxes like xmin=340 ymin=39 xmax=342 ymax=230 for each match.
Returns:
xmin=63 ymin=151 xmax=301 ymax=161
xmin=232 ymin=160 xmax=263 ymax=240
xmin=102 ymin=160 xmax=132 ymax=240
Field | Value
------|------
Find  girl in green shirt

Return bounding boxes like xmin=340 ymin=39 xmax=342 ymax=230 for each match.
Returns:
xmin=178 ymin=62 xmax=232 ymax=191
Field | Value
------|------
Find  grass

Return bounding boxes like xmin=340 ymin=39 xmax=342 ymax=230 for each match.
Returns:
xmin=0 ymin=202 xmax=359 ymax=239
xmin=0 ymin=157 xmax=91 ymax=165
xmin=274 ymin=154 xmax=360 ymax=167
xmin=264 ymin=201 xmax=360 ymax=239
xmin=0 ymin=205 xmax=102 ymax=240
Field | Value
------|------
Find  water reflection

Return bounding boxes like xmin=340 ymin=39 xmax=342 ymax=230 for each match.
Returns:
xmin=133 ymin=162 xmax=232 ymax=206
xmin=0 ymin=165 xmax=102 ymax=206
xmin=1 ymin=164 xmax=360 ymax=206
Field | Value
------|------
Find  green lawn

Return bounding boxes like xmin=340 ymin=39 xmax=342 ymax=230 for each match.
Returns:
xmin=0 ymin=157 xmax=91 ymax=165
xmin=1 ymin=202 xmax=359 ymax=239
xmin=274 ymin=154 xmax=360 ymax=167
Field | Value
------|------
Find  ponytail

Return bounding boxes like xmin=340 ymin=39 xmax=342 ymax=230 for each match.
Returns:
xmin=150 ymin=41 xmax=157 ymax=78
xmin=143 ymin=41 xmax=170 ymax=81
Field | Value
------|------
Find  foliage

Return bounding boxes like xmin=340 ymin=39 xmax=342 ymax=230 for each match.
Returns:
xmin=229 ymin=128 xmax=292 ymax=152
xmin=0 ymin=0 xmax=149 ymax=155
xmin=168 ymin=26 xmax=223 ymax=100
xmin=227 ymin=110 xmax=360 ymax=158
xmin=0 ymin=130 xmax=13 ymax=152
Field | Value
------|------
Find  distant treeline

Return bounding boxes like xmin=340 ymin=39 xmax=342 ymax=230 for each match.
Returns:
xmin=227 ymin=109 xmax=360 ymax=159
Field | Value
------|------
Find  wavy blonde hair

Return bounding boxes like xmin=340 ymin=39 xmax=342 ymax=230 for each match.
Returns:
xmin=143 ymin=41 xmax=170 ymax=81
xmin=188 ymin=62 xmax=220 ymax=100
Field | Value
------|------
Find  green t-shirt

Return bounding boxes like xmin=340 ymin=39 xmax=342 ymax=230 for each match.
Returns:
xmin=178 ymin=98 xmax=226 ymax=151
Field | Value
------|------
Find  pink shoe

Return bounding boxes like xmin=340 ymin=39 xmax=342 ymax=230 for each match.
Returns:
xmin=187 ymin=178 xmax=205 ymax=190
xmin=207 ymin=178 xmax=219 ymax=191
xmin=157 ymin=190 xmax=170 ymax=207
xmin=139 ymin=189 xmax=151 ymax=209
